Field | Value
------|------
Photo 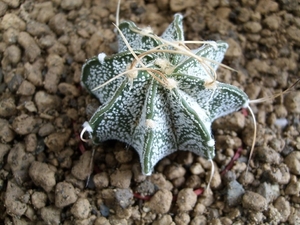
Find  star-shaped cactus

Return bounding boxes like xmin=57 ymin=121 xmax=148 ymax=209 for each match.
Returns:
xmin=81 ymin=14 xmax=249 ymax=175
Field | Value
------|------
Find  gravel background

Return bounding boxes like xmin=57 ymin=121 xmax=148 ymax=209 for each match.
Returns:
xmin=0 ymin=0 xmax=300 ymax=224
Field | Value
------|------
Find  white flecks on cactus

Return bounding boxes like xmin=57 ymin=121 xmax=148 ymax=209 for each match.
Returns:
xmin=81 ymin=14 xmax=249 ymax=175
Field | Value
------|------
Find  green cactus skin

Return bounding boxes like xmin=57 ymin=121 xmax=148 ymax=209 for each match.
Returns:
xmin=81 ymin=14 xmax=249 ymax=175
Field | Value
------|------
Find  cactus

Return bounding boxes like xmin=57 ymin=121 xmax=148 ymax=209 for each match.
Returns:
xmin=81 ymin=14 xmax=250 ymax=176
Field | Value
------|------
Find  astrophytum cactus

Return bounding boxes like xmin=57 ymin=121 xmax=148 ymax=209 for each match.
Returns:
xmin=81 ymin=14 xmax=250 ymax=176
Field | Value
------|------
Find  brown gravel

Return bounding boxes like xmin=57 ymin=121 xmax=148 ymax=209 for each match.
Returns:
xmin=0 ymin=0 xmax=300 ymax=224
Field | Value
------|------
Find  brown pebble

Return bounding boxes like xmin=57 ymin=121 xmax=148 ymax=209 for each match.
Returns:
xmin=148 ymin=173 xmax=173 ymax=191
xmin=0 ymin=1 xmax=7 ymax=17
xmin=5 ymin=180 xmax=27 ymax=216
xmin=12 ymin=114 xmax=37 ymax=135
xmin=285 ymin=175 xmax=300 ymax=195
xmin=7 ymin=142 xmax=35 ymax=184
xmin=0 ymin=98 xmax=16 ymax=117
xmin=58 ymin=83 xmax=80 ymax=97
xmin=255 ymin=0 xmax=278 ymax=14
xmin=263 ymin=15 xmax=281 ymax=30
xmin=0 ymin=13 xmax=26 ymax=31
xmin=190 ymin=162 xmax=205 ymax=175
xmin=170 ymin=0 xmax=196 ymax=12
xmin=213 ymin=112 xmax=245 ymax=131
xmin=274 ymin=196 xmax=291 ymax=222
xmin=71 ymin=151 xmax=93 ymax=181
xmin=284 ymin=151 xmax=300 ymax=175
xmin=225 ymin=38 xmax=242 ymax=58
xmin=0 ymin=143 xmax=10 ymax=162
xmin=110 ymin=169 xmax=132 ymax=188
xmin=256 ymin=146 xmax=280 ymax=164
xmin=31 ymin=191 xmax=47 ymax=209
xmin=94 ymin=217 xmax=110 ymax=225
xmin=0 ymin=118 xmax=15 ymax=142
xmin=35 ymin=2 xmax=55 ymax=23
xmin=44 ymin=54 xmax=65 ymax=93
xmin=49 ymin=13 xmax=69 ymax=36
xmin=29 ymin=161 xmax=56 ymax=192
xmin=39 ymin=35 xmax=56 ymax=49
xmin=244 ymin=22 xmax=262 ymax=33
xmin=26 ymin=21 xmax=52 ymax=37
xmin=176 ymin=188 xmax=197 ymax=212
xmin=114 ymin=149 xmax=133 ymax=164
xmin=55 ymin=181 xmax=77 ymax=208
xmin=3 ymin=45 xmax=21 ymax=64
xmin=44 ymin=129 xmax=71 ymax=152
xmin=176 ymin=151 xmax=193 ymax=165
xmin=242 ymin=191 xmax=267 ymax=211
xmin=174 ymin=212 xmax=190 ymax=225
xmin=34 ymin=91 xmax=61 ymax=113
xmin=153 ymin=214 xmax=173 ymax=225
xmin=24 ymin=59 xmax=44 ymax=86
xmin=93 ymin=172 xmax=109 ymax=189
xmin=190 ymin=215 xmax=207 ymax=225
xmin=18 ymin=32 xmax=41 ymax=63
xmin=164 ymin=164 xmax=186 ymax=180
xmin=61 ymin=0 xmax=83 ymax=10
xmin=70 ymin=198 xmax=90 ymax=219
xmin=144 ymin=189 xmax=172 ymax=214
xmin=3 ymin=28 xmax=18 ymax=44
xmin=132 ymin=163 xmax=146 ymax=183
xmin=57 ymin=148 xmax=74 ymax=169
xmin=38 ymin=122 xmax=55 ymax=137
xmin=185 ymin=174 xmax=201 ymax=188
xmin=17 ymin=80 xmax=36 ymax=96
xmin=284 ymin=92 xmax=300 ymax=114
xmin=40 ymin=206 xmax=61 ymax=225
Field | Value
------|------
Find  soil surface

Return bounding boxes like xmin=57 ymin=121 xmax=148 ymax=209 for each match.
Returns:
xmin=1 ymin=0 xmax=300 ymax=224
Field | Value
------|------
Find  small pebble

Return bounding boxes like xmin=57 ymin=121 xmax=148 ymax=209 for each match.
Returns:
xmin=285 ymin=175 xmax=300 ymax=195
xmin=93 ymin=172 xmax=109 ymax=189
xmin=176 ymin=188 xmax=197 ymax=212
xmin=70 ymin=198 xmax=90 ymax=219
xmin=144 ymin=189 xmax=172 ymax=214
xmin=164 ymin=164 xmax=186 ymax=180
xmin=174 ymin=212 xmax=190 ymax=225
xmin=0 ymin=118 xmax=15 ymax=142
xmin=0 ymin=98 xmax=16 ymax=117
xmin=29 ymin=161 xmax=56 ymax=192
xmin=17 ymin=80 xmax=35 ymax=96
xmin=71 ymin=151 xmax=93 ymax=181
xmin=44 ymin=130 xmax=71 ymax=152
xmin=169 ymin=0 xmax=195 ymax=12
xmin=31 ymin=191 xmax=47 ymax=209
xmin=274 ymin=196 xmax=291 ymax=222
xmin=148 ymin=173 xmax=173 ymax=191
xmin=18 ymin=32 xmax=41 ymax=62
xmin=40 ymin=206 xmax=61 ymax=225
xmin=153 ymin=214 xmax=173 ymax=225
xmin=284 ymin=91 xmax=300 ymax=113
xmin=256 ymin=146 xmax=280 ymax=164
xmin=58 ymin=83 xmax=80 ymax=97
xmin=284 ymin=151 xmax=300 ymax=175
xmin=4 ymin=180 xmax=27 ymax=216
xmin=242 ymin=191 xmax=267 ymax=211
xmin=55 ymin=181 xmax=77 ymax=208
xmin=110 ymin=170 xmax=132 ymax=189
xmin=61 ymin=0 xmax=83 ymax=10
xmin=257 ymin=182 xmax=280 ymax=203
xmin=0 ymin=13 xmax=26 ymax=30
xmin=244 ymin=22 xmax=262 ymax=33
